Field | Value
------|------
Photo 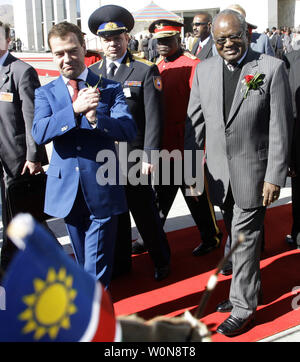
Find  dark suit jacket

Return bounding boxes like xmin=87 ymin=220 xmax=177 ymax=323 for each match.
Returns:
xmin=191 ymin=35 xmax=214 ymax=60
xmin=0 ymin=53 xmax=47 ymax=181
xmin=89 ymin=51 xmax=164 ymax=161
xmin=284 ymin=50 xmax=300 ymax=171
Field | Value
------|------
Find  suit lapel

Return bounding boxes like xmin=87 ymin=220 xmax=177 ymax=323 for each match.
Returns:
xmin=226 ymin=50 xmax=259 ymax=128
xmin=191 ymin=38 xmax=200 ymax=55
xmin=199 ymin=36 xmax=213 ymax=59
xmin=213 ymin=56 xmax=225 ymax=126
xmin=94 ymin=58 xmax=106 ymax=77
xmin=0 ymin=54 xmax=12 ymax=89
xmin=51 ymin=76 xmax=72 ymax=107
xmin=113 ymin=52 xmax=134 ymax=84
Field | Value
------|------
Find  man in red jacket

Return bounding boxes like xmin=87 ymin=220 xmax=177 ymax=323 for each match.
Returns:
xmin=150 ymin=19 xmax=222 ymax=256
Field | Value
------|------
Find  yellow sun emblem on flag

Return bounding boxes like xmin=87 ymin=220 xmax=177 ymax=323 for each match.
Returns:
xmin=19 ymin=268 xmax=78 ymax=341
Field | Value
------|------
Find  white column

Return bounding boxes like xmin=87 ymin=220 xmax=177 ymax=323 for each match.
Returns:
xmin=80 ymin=0 xmax=102 ymax=50
xmin=13 ymin=0 xmax=35 ymax=51
xmin=66 ymin=0 xmax=77 ymax=24
xmin=32 ymin=0 xmax=44 ymax=51
xmin=54 ymin=0 xmax=65 ymax=23
xmin=268 ymin=0 xmax=278 ymax=28
xmin=42 ymin=0 xmax=53 ymax=51
xmin=295 ymin=0 xmax=300 ymax=27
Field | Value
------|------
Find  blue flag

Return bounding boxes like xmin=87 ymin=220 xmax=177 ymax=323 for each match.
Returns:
xmin=0 ymin=214 xmax=119 ymax=342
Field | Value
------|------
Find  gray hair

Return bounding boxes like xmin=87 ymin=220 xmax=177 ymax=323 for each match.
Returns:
xmin=212 ymin=9 xmax=248 ymax=35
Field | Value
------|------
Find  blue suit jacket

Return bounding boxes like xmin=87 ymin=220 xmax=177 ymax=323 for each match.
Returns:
xmin=32 ymin=70 xmax=137 ymax=219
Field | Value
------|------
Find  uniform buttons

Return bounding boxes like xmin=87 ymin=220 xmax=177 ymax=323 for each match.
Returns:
xmin=75 ymin=166 xmax=79 ymax=172
xmin=76 ymin=146 xmax=82 ymax=151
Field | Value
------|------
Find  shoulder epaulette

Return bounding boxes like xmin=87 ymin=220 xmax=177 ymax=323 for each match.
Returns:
xmin=132 ymin=55 xmax=154 ymax=67
xmin=155 ymin=56 xmax=164 ymax=65
xmin=183 ymin=51 xmax=198 ymax=60
xmin=88 ymin=59 xmax=104 ymax=69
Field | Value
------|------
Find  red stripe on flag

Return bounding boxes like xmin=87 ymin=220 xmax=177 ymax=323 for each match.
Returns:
xmin=91 ymin=285 xmax=117 ymax=342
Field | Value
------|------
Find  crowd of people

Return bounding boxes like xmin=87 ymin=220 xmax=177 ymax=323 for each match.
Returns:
xmin=0 ymin=2 xmax=299 ymax=339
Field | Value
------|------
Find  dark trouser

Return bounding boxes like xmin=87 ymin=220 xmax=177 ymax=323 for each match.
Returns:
xmin=113 ymin=182 xmax=170 ymax=273
xmin=291 ymin=175 xmax=300 ymax=246
xmin=0 ymin=173 xmax=60 ymax=273
xmin=220 ymin=186 xmax=265 ymax=319
xmin=154 ymin=159 xmax=220 ymax=243
xmin=0 ymin=176 xmax=17 ymax=272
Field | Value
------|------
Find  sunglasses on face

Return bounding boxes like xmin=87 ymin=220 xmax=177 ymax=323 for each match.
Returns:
xmin=214 ymin=32 xmax=245 ymax=45
xmin=192 ymin=22 xmax=208 ymax=27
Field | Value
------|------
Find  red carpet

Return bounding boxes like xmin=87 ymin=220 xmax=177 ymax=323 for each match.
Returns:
xmin=110 ymin=204 xmax=300 ymax=342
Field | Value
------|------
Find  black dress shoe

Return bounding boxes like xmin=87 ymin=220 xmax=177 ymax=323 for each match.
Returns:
xmin=154 ymin=265 xmax=170 ymax=281
xmin=192 ymin=234 xmax=222 ymax=256
xmin=132 ymin=240 xmax=147 ymax=254
xmin=216 ymin=314 xmax=255 ymax=337
xmin=216 ymin=299 xmax=233 ymax=313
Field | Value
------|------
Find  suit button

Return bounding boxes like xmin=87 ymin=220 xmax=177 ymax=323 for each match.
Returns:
xmin=76 ymin=146 xmax=82 ymax=151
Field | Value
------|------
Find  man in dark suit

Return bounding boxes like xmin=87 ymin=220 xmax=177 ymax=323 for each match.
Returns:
xmin=185 ymin=9 xmax=292 ymax=336
xmin=32 ymin=21 xmax=136 ymax=288
xmin=0 ymin=21 xmax=48 ymax=271
xmin=191 ymin=12 xmax=214 ymax=60
xmin=88 ymin=5 xmax=171 ymax=281
xmin=284 ymin=49 xmax=300 ymax=248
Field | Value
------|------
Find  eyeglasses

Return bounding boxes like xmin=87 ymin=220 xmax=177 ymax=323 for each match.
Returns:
xmin=214 ymin=32 xmax=245 ymax=45
xmin=192 ymin=22 xmax=208 ymax=27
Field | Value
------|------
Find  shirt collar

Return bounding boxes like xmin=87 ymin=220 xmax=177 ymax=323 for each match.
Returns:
xmin=106 ymin=51 xmax=127 ymax=70
xmin=0 ymin=51 xmax=9 ymax=67
xmin=62 ymin=66 xmax=89 ymax=85
xmin=199 ymin=34 xmax=211 ymax=47
xmin=224 ymin=48 xmax=248 ymax=67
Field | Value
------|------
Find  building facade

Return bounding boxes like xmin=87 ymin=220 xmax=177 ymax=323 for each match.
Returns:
xmin=13 ymin=0 xmax=300 ymax=52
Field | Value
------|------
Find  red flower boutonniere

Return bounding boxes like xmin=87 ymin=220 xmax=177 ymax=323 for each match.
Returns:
xmin=242 ymin=73 xmax=265 ymax=99
xmin=86 ymin=75 xmax=102 ymax=100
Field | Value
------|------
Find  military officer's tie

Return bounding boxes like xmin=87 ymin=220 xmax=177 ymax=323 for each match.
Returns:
xmin=69 ymin=79 xmax=79 ymax=102
xmin=107 ymin=62 xmax=117 ymax=79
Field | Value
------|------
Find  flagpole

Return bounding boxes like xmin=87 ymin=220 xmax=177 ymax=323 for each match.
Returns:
xmin=185 ymin=234 xmax=244 ymax=341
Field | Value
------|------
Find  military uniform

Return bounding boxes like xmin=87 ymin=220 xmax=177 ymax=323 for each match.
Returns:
xmin=150 ymin=20 xmax=222 ymax=255
xmin=88 ymin=5 xmax=171 ymax=281
xmin=89 ymin=51 xmax=170 ymax=277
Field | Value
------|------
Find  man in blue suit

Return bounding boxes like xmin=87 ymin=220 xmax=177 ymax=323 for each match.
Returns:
xmin=32 ymin=22 xmax=136 ymax=288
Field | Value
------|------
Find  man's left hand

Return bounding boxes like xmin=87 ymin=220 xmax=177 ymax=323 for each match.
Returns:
xmin=21 ymin=161 xmax=44 ymax=175
xmin=262 ymin=182 xmax=280 ymax=207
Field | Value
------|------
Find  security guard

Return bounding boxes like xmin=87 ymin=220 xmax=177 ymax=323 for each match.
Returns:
xmin=88 ymin=5 xmax=171 ymax=281
xmin=148 ymin=19 xmax=222 ymax=257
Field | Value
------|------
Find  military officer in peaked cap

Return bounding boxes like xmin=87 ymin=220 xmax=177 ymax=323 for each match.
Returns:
xmin=146 ymin=19 xmax=223 ymax=258
xmin=88 ymin=5 xmax=171 ymax=281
